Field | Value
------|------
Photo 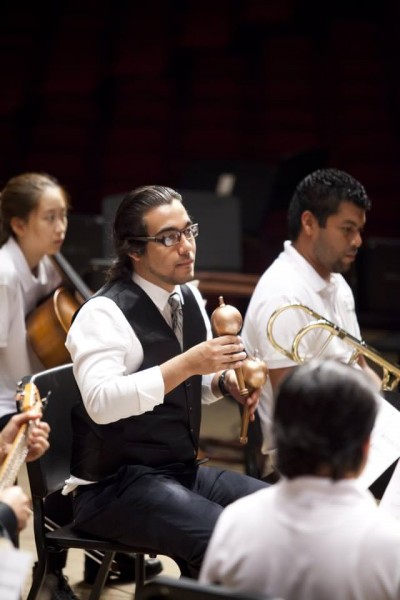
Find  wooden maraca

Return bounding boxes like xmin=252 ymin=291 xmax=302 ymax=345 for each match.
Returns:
xmin=210 ymin=296 xmax=249 ymax=398
xmin=211 ymin=297 xmax=268 ymax=445
xmin=239 ymin=351 xmax=269 ymax=444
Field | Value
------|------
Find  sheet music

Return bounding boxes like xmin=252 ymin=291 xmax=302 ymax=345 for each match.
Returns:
xmin=357 ymin=394 xmax=400 ymax=489
xmin=0 ymin=545 xmax=33 ymax=600
xmin=379 ymin=459 xmax=400 ymax=518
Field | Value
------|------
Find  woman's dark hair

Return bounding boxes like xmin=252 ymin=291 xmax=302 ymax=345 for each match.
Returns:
xmin=107 ymin=185 xmax=182 ymax=282
xmin=288 ymin=168 xmax=371 ymax=241
xmin=0 ymin=172 xmax=70 ymax=246
xmin=273 ymin=360 xmax=378 ymax=480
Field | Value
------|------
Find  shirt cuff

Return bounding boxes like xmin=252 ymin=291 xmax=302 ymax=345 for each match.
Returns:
xmin=201 ymin=373 xmax=221 ymax=404
xmin=135 ymin=366 xmax=165 ymax=413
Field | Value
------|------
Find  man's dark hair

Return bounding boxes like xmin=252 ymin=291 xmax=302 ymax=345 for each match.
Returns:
xmin=287 ymin=168 xmax=371 ymax=241
xmin=107 ymin=185 xmax=182 ymax=281
xmin=273 ymin=360 xmax=378 ymax=480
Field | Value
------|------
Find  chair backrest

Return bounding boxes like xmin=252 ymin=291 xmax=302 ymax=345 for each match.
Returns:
xmin=25 ymin=363 xmax=80 ymax=498
xmin=137 ymin=576 xmax=274 ymax=600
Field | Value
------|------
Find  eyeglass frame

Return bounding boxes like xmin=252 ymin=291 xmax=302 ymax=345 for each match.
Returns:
xmin=129 ymin=223 xmax=199 ymax=247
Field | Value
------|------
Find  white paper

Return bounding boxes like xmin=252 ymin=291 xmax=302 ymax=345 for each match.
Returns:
xmin=0 ymin=545 xmax=33 ymax=600
xmin=357 ymin=394 xmax=400 ymax=489
xmin=379 ymin=459 xmax=400 ymax=517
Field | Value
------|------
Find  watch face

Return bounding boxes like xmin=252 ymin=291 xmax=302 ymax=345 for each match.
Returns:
xmin=218 ymin=371 xmax=229 ymax=397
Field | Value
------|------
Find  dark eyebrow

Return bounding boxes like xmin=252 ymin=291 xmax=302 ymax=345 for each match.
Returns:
xmin=154 ymin=221 xmax=192 ymax=236
xmin=339 ymin=220 xmax=364 ymax=232
xmin=341 ymin=219 xmax=361 ymax=226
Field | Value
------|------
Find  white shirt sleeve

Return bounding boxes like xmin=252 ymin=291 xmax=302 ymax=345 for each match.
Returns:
xmin=66 ymin=296 xmax=165 ymax=424
xmin=0 ymin=279 xmax=15 ymax=347
xmin=66 ymin=283 xmax=221 ymax=423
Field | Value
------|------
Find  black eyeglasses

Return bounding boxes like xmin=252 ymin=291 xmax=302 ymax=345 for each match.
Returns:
xmin=130 ymin=223 xmax=199 ymax=247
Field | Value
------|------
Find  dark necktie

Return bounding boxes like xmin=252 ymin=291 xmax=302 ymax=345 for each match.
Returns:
xmin=168 ymin=293 xmax=183 ymax=349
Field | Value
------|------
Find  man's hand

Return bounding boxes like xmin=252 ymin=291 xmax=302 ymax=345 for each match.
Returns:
xmin=222 ymin=370 xmax=262 ymax=422
xmin=184 ymin=335 xmax=246 ymax=375
xmin=161 ymin=335 xmax=247 ymax=396
xmin=0 ymin=411 xmax=50 ymax=463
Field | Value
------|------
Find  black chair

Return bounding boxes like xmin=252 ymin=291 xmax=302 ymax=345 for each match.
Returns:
xmin=24 ymin=363 xmax=162 ymax=600
xmin=137 ymin=575 xmax=274 ymax=600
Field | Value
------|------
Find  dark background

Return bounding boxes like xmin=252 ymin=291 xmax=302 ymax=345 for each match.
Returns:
xmin=1 ymin=0 xmax=399 ymax=330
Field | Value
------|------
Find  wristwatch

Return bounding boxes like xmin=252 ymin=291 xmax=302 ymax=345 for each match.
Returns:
xmin=218 ymin=370 xmax=229 ymax=397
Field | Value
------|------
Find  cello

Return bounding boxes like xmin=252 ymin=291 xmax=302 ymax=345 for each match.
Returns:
xmin=26 ymin=253 xmax=93 ymax=369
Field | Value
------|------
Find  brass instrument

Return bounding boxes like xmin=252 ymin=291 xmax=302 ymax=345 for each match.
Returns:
xmin=267 ymin=303 xmax=400 ymax=392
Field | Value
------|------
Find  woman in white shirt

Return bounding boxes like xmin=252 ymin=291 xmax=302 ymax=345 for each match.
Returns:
xmin=0 ymin=172 xmax=80 ymax=600
xmin=0 ymin=172 xmax=68 ymax=426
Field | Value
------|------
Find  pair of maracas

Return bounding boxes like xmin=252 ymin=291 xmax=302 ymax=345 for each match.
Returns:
xmin=210 ymin=296 xmax=268 ymax=445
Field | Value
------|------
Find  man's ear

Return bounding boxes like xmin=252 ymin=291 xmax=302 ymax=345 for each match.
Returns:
xmin=10 ymin=216 xmax=27 ymax=237
xmin=128 ymin=251 xmax=142 ymax=263
xmin=362 ymin=436 xmax=371 ymax=459
xmin=358 ymin=436 xmax=371 ymax=475
xmin=301 ymin=210 xmax=318 ymax=237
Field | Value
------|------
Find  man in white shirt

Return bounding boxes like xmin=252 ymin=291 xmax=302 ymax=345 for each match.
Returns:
xmin=65 ymin=185 xmax=267 ymax=578
xmin=242 ymin=168 xmax=381 ymax=478
xmin=200 ymin=360 xmax=400 ymax=600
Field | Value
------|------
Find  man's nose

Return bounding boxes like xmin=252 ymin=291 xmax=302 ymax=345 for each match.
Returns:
xmin=353 ymin=230 xmax=362 ymax=247
xmin=178 ymin=232 xmax=193 ymax=251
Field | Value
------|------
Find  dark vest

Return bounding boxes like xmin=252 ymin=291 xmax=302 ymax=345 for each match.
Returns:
xmin=70 ymin=279 xmax=206 ymax=481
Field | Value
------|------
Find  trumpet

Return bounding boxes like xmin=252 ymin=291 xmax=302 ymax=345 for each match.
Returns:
xmin=267 ymin=303 xmax=400 ymax=392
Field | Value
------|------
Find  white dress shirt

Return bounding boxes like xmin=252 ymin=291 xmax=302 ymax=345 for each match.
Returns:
xmin=242 ymin=241 xmax=361 ymax=458
xmin=200 ymin=477 xmax=400 ymax=600
xmin=0 ymin=237 xmax=61 ymax=418
xmin=66 ymin=273 xmax=218 ymax=425
xmin=63 ymin=273 xmax=220 ymax=492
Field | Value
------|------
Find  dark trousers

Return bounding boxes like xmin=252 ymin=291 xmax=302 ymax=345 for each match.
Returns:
xmin=44 ymin=491 xmax=73 ymax=570
xmin=73 ymin=463 xmax=267 ymax=578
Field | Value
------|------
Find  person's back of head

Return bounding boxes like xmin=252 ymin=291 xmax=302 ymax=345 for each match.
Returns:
xmin=287 ymin=168 xmax=371 ymax=241
xmin=107 ymin=185 xmax=182 ymax=282
xmin=273 ymin=360 xmax=378 ymax=480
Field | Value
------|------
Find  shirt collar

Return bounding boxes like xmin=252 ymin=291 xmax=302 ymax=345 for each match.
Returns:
xmin=132 ymin=272 xmax=184 ymax=314
xmin=6 ymin=237 xmax=49 ymax=291
xmin=279 ymin=475 xmax=370 ymax=503
xmin=283 ymin=240 xmax=338 ymax=295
